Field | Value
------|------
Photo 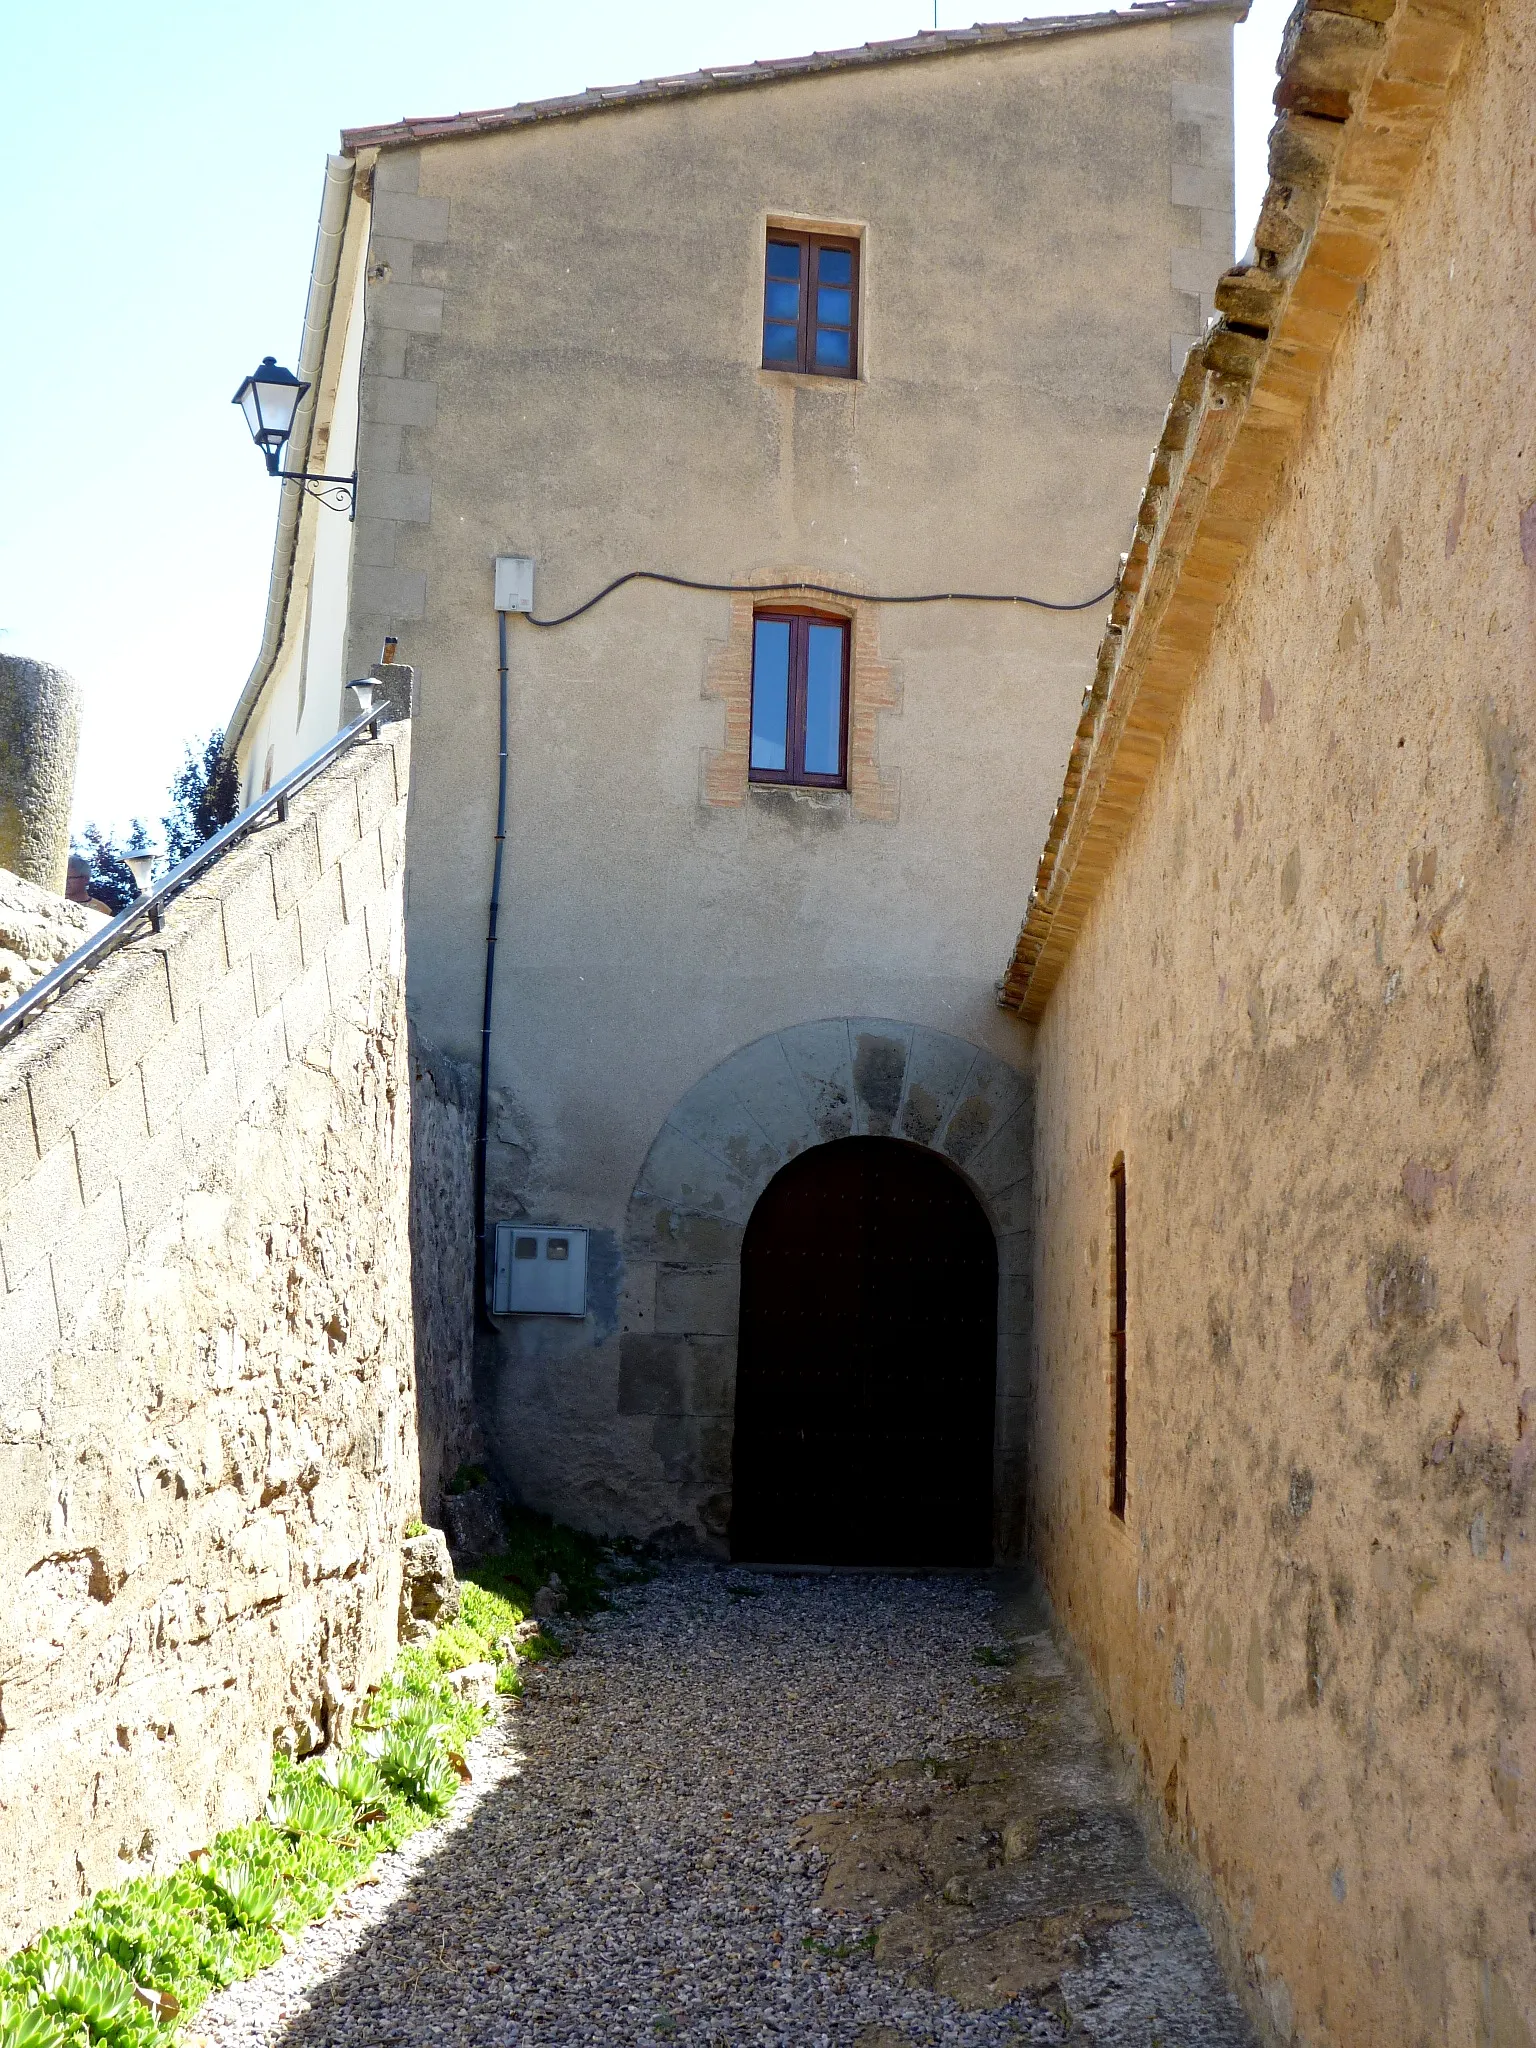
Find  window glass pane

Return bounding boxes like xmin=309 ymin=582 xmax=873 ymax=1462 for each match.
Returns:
xmin=815 ymin=328 xmax=851 ymax=371
xmin=765 ymin=278 xmax=800 ymax=321
xmin=763 ymin=323 xmax=798 ymax=365
xmin=818 ymin=246 xmax=853 ymax=285
xmin=766 ymin=240 xmax=802 ymax=279
xmin=750 ymin=619 xmax=791 ymax=770
xmin=803 ymin=624 xmax=845 ymax=776
xmin=816 ymin=286 xmax=851 ymax=327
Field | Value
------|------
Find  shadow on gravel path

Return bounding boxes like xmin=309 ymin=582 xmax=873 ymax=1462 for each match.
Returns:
xmin=196 ymin=1567 xmax=1253 ymax=2048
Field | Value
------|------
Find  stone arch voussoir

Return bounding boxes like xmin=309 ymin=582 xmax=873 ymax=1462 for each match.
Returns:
xmin=619 ymin=1020 xmax=1035 ymax=1552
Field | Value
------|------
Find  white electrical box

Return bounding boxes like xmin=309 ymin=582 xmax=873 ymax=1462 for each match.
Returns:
xmin=493 ymin=555 xmax=536 ymax=614
xmin=491 ymin=1223 xmax=588 ymax=1316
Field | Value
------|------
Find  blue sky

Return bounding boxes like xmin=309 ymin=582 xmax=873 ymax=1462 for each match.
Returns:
xmin=0 ymin=0 xmax=1289 ymax=842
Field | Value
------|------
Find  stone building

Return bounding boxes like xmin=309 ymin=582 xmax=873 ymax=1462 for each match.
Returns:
xmin=209 ymin=0 xmax=1532 ymax=2035
xmin=228 ymin=1 xmax=1244 ymax=1552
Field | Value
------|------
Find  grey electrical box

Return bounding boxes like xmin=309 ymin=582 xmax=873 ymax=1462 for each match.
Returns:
xmin=493 ymin=555 xmax=535 ymax=614
xmin=491 ymin=1223 xmax=587 ymax=1316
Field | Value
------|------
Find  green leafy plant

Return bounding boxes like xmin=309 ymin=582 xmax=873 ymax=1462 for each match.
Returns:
xmin=444 ymin=1463 xmax=489 ymax=1497
xmin=465 ymin=1509 xmax=608 ymax=1618
xmin=0 ymin=1518 xmax=631 ymax=2038
xmin=37 ymin=1955 xmax=141 ymax=2042
xmin=430 ymin=1618 xmax=493 ymax=1674
xmin=204 ymin=1863 xmax=282 ymax=1934
xmin=264 ymin=1777 xmax=351 ymax=1841
xmin=321 ymin=1751 xmax=386 ymax=1809
xmin=801 ymin=1928 xmax=878 ymax=1962
xmin=403 ymin=1518 xmax=426 ymax=1538
xmin=80 ymin=1875 xmax=241 ymax=2007
xmin=377 ymin=1728 xmax=458 ymax=1817
xmin=0 ymin=1996 xmax=72 ymax=2048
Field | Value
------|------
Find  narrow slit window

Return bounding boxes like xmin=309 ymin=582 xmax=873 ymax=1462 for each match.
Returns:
xmin=1110 ymin=1156 xmax=1128 ymax=1521
xmin=749 ymin=609 xmax=850 ymax=788
xmin=761 ymin=232 xmax=859 ymax=377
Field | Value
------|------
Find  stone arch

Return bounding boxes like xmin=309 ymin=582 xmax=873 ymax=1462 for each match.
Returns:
xmin=621 ymin=1019 xmax=1034 ymax=1553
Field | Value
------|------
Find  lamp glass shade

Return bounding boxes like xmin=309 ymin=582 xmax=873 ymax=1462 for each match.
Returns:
xmin=347 ymin=680 xmax=379 ymax=717
xmin=125 ymin=851 xmax=156 ymax=896
xmin=233 ymin=357 xmax=309 ymax=452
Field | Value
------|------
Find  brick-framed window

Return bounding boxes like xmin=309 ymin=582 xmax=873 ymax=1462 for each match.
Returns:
xmin=748 ymin=608 xmax=850 ymax=788
xmin=761 ymin=232 xmax=859 ymax=377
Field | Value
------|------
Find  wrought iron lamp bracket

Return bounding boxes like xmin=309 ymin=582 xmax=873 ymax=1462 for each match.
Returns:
xmin=273 ymin=468 xmax=357 ymax=518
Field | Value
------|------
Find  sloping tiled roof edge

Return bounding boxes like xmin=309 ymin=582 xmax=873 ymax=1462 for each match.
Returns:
xmin=340 ymin=0 xmax=1247 ymax=154
xmin=997 ymin=0 xmax=1489 ymax=1025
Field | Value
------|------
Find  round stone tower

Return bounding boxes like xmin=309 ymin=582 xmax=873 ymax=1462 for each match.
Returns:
xmin=0 ymin=654 xmax=81 ymax=893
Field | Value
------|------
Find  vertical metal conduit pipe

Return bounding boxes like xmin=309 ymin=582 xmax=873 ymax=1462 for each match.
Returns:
xmin=475 ymin=608 xmax=510 ymax=1322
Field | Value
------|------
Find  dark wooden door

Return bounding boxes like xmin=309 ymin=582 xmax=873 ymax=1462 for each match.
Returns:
xmin=730 ymin=1137 xmax=997 ymax=1565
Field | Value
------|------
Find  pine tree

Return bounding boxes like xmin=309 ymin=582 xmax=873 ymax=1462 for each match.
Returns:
xmin=70 ymin=729 xmax=239 ymax=914
xmin=162 ymin=730 xmax=240 ymax=867
xmin=73 ymin=822 xmax=142 ymax=915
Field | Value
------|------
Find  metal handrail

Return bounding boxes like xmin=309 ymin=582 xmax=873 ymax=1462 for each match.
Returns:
xmin=0 ymin=707 xmax=390 ymax=1051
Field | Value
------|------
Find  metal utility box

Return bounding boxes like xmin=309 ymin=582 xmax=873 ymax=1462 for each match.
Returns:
xmin=491 ymin=1223 xmax=588 ymax=1316
xmin=493 ymin=555 xmax=536 ymax=614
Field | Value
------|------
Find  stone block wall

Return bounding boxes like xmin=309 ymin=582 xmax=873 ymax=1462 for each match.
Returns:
xmin=482 ymin=1020 xmax=1036 ymax=1553
xmin=0 ymin=721 xmax=445 ymax=1952
xmin=405 ymin=1036 xmax=479 ymax=1522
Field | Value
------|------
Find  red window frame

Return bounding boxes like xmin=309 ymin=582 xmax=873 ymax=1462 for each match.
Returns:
xmin=761 ymin=232 xmax=860 ymax=378
xmin=748 ymin=607 xmax=851 ymax=790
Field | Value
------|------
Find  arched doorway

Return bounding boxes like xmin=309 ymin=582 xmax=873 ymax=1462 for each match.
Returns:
xmin=730 ymin=1136 xmax=997 ymax=1565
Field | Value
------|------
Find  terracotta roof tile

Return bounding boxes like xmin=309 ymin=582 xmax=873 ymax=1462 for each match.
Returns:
xmin=341 ymin=0 xmax=1247 ymax=154
xmin=997 ymin=0 xmax=1491 ymax=1021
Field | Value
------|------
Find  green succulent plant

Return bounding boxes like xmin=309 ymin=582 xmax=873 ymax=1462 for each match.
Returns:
xmin=204 ymin=1863 xmax=282 ymax=1933
xmin=37 ymin=1954 xmax=140 ymax=2041
xmin=0 ymin=1997 xmax=72 ymax=2048
xmin=264 ymin=1777 xmax=351 ymax=1840
xmin=378 ymin=1729 xmax=459 ymax=1816
xmin=321 ymin=1751 xmax=386 ymax=1808
xmin=430 ymin=1619 xmax=492 ymax=1674
xmin=0 ymin=1521 xmax=617 ymax=2044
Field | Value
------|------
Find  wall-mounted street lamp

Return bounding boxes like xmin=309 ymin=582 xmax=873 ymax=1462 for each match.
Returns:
xmin=346 ymin=678 xmax=383 ymax=738
xmin=232 ymin=357 xmax=356 ymax=517
xmin=124 ymin=838 xmax=164 ymax=931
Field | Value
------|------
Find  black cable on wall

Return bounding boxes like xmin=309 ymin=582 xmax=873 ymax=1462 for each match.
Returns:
xmin=522 ymin=566 xmax=1119 ymax=630
xmin=475 ymin=556 xmax=1116 ymax=1314
xmin=475 ymin=608 xmax=511 ymax=1325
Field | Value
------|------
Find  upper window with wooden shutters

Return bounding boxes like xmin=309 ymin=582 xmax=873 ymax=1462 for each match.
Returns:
xmin=761 ymin=232 xmax=859 ymax=378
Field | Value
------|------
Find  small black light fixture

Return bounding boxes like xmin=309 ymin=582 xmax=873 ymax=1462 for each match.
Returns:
xmin=232 ymin=356 xmax=357 ymax=516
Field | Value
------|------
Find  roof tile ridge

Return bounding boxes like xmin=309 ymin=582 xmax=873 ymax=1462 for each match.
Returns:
xmin=338 ymin=2 xmax=1244 ymax=156
xmin=998 ymin=0 xmax=1491 ymax=1021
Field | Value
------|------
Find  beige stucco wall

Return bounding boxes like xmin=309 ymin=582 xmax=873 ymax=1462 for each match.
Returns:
xmin=235 ymin=202 xmax=371 ymax=803
xmin=1027 ymin=1 xmax=1534 ymax=2038
xmin=340 ymin=10 xmax=1239 ymax=1542
xmin=0 ymin=726 xmax=429 ymax=1949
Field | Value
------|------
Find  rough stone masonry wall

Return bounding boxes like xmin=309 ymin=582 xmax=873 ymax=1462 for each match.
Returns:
xmin=1027 ymin=4 xmax=1534 ymax=2044
xmin=0 ymin=723 xmax=429 ymax=1953
xmin=405 ymin=1035 xmax=478 ymax=1524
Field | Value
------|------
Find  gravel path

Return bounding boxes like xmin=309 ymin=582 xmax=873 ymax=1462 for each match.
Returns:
xmin=190 ymin=1567 xmax=1244 ymax=2047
